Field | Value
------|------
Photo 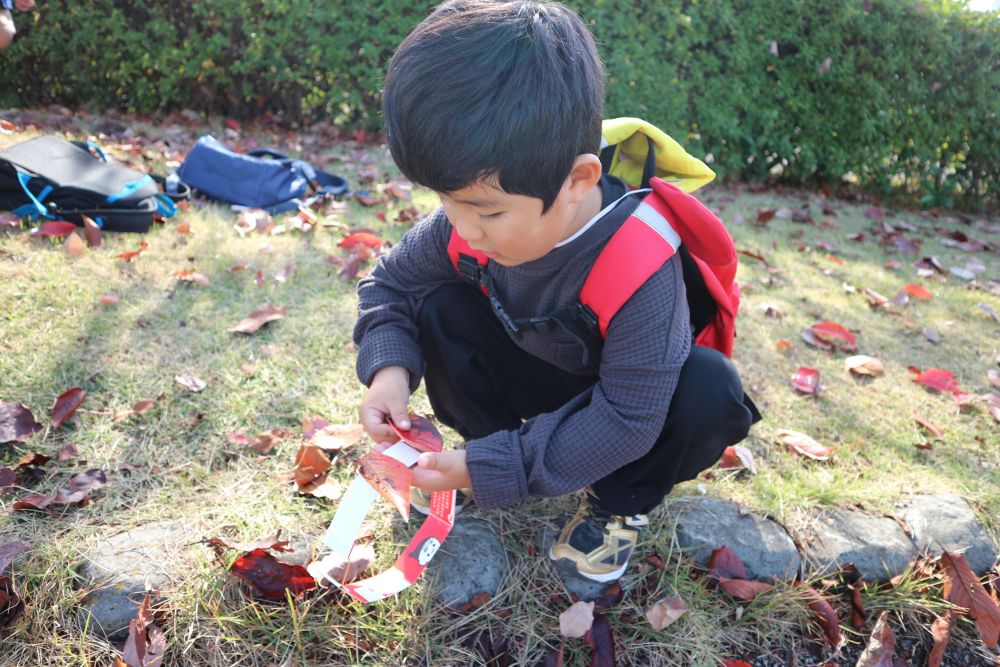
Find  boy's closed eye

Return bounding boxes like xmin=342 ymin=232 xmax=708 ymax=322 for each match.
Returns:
xmin=479 ymin=212 xmax=504 ymax=222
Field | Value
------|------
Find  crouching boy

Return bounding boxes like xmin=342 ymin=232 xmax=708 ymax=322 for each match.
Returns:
xmin=355 ymin=0 xmax=761 ymax=583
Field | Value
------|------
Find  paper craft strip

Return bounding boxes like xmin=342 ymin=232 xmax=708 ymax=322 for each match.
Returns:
xmin=311 ymin=441 xmax=456 ymax=603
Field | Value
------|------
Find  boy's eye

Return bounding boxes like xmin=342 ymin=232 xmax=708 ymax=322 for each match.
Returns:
xmin=479 ymin=212 xmax=504 ymax=222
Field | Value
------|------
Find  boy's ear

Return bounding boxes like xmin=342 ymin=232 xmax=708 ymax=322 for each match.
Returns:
xmin=564 ymin=153 xmax=603 ymax=203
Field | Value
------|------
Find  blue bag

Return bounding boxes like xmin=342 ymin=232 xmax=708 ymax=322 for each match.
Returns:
xmin=177 ymin=135 xmax=349 ymax=213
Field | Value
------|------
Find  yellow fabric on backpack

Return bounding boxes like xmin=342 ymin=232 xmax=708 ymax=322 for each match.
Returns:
xmin=601 ymin=117 xmax=715 ymax=193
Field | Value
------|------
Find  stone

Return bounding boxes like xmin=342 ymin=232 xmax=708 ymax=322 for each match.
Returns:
xmin=673 ymin=497 xmax=801 ymax=581
xmin=75 ymin=520 xmax=190 ymax=641
xmin=426 ymin=517 xmax=510 ymax=609
xmin=799 ymin=508 xmax=916 ymax=582
xmin=900 ymin=494 xmax=999 ymax=574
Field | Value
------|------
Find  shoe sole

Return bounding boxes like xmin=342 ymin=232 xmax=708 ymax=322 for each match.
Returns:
xmin=547 ymin=545 xmax=628 ymax=583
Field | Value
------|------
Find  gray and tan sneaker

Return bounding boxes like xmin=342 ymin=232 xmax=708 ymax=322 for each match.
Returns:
xmin=410 ymin=486 xmax=474 ymax=516
xmin=548 ymin=495 xmax=649 ymax=582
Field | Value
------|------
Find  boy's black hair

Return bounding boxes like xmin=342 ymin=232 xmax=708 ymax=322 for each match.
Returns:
xmin=382 ymin=0 xmax=604 ymax=212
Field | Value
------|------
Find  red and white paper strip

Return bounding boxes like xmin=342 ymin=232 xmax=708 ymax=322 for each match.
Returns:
xmin=308 ymin=441 xmax=456 ymax=603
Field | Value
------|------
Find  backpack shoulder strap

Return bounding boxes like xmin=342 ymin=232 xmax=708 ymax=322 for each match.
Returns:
xmin=579 ymin=191 xmax=681 ymax=337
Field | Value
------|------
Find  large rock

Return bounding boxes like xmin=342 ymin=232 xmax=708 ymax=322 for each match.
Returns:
xmin=673 ymin=497 xmax=801 ymax=581
xmin=799 ymin=508 xmax=916 ymax=582
xmin=426 ymin=517 xmax=510 ymax=608
xmin=75 ymin=520 xmax=190 ymax=641
xmin=900 ymin=494 xmax=999 ymax=574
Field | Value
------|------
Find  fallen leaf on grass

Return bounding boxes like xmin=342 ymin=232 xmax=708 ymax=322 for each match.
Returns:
xmin=845 ymin=355 xmax=885 ymax=377
xmin=307 ymin=543 xmax=374 ymax=587
xmin=228 ymin=305 xmax=286 ymax=334
xmin=56 ymin=443 xmax=78 ymax=462
xmin=0 ymin=541 xmax=29 ymax=575
xmin=234 ymin=209 xmax=274 ymax=236
xmin=120 ymin=593 xmax=165 ymax=667
xmin=204 ymin=530 xmax=293 ymax=554
xmin=777 ymin=429 xmax=833 ymax=460
xmin=927 ymin=610 xmax=954 ymax=667
xmin=248 ymin=429 xmax=284 ymax=454
xmin=645 ymin=596 xmax=687 ymax=630
xmin=455 ymin=591 xmax=492 ymax=613
xmin=254 ymin=269 xmax=265 ymax=288
xmin=560 ymin=600 xmax=595 ymax=638
xmin=358 ymin=451 xmax=411 ymax=521
xmin=912 ymin=368 xmax=960 ymax=394
xmin=940 ymin=551 xmax=1000 ymax=648
xmin=12 ymin=469 xmax=107 ymax=511
xmin=174 ymin=268 xmax=210 ymax=286
xmin=292 ymin=445 xmax=331 ymax=489
xmin=855 ymin=610 xmax=896 ymax=667
xmin=175 ymin=222 xmax=191 ymax=236
xmin=0 ymin=574 xmax=25 ymax=639
xmin=861 ymin=287 xmax=889 ymax=308
xmin=721 ymin=662 xmax=753 ymax=667
xmin=303 ymin=417 xmax=365 ymax=451
xmin=707 ymin=546 xmax=747 ymax=580
xmin=914 ymin=413 xmax=944 ymax=439
xmin=718 ymin=578 xmax=775 ymax=600
xmin=338 ymin=231 xmax=382 ymax=252
xmin=0 ymin=467 xmax=15 ymax=493
xmin=717 ymin=445 xmax=756 ymax=474
xmin=809 ymin=321 xmax=857 ymax=352
xmin=16 ymin=452 xmax=50 ymax=468
xmin=31 ymin=221 xmax=77 ymax=238
xmin=174 ymin=375 xmax=207 ymax=392
xmin=0 ymin=401 xmax=43 ymax=443
xmin=791 ymin=367 xmax=821 ymax=394
xmin=584 ymin=612 xmax=615 ymax=667
xmin=901 ymin=284 xmax=933 ymax=300
xmin=228 ymin=549 xmax=316 ymax=601
xmin=116 ymin=241 xmax=149 ymax=261
xmin=98 ymin=294 xmax=120 ymax=305
xmin=57 ymin=469 xmax=108 ymax=504
xmin=594 ymin=581 xmax=624 ymax=609
xmin=52 ymin=387 xmax=87 ymax=428
xmin=130 ymin=399 xmax=156 ymax=417
xmin=63 ymin=232 xmax=86 ymax=256
xmin=802 ymin=585 xmax=842 ymax=649
xmin=775 ymin=339 xmax=792 ymax=352
xmin=390 ymin=414 xmax=443 ymax=453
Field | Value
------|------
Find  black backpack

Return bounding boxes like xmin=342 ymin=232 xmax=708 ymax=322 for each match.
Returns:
xmin=0 ymin=136 xmax=189 ymax=233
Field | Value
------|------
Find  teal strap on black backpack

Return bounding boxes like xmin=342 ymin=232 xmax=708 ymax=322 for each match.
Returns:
xmin=0 ymin=135 xmax=190 ymax=232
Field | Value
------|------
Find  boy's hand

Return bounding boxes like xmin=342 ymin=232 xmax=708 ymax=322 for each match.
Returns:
xmin=412 ymin=450 xmax=471 ymax=492
xmin=14 ymin=0 xmax=34 ymax=11
xmin=359 ymin=365 xmax=412 ymax=443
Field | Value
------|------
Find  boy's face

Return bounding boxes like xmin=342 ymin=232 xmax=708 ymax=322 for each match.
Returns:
xmin=438 ymin=157 xmax=602 ymax=267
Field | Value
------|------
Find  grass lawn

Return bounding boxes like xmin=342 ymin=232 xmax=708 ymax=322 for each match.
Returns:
xmin=1 ymin=112 xmax=998 ymax=666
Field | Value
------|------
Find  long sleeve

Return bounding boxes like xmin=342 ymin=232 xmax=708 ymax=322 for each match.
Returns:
xmin=353 ymin=208 xmax=458 ymax=391
xmin=465 ymin=256 xmax=691 ymax=508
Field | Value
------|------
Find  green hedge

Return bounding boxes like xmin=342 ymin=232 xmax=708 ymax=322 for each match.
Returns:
xmin=1 ymin=0 xmax=997 ymax=209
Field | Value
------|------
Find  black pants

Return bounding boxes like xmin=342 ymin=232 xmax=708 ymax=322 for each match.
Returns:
xmin=418 ymin=283 xmax=761 ymax=515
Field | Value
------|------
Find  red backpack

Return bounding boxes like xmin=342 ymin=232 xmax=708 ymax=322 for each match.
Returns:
xmin=447 ymin=116 xmax=740 ymax=359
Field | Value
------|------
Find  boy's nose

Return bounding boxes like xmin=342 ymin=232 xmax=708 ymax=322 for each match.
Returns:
xmin=452 ymin=218 xmax=485 ymax=243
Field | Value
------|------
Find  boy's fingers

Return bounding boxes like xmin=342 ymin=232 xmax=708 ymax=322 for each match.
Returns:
xmin=415 ymin=452 xmax=438 ymax=469
xmin=389 ymin=407 xmax=410 ymax=431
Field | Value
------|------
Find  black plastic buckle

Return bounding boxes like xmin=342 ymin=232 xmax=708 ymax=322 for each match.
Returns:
xmin=456 ymin=254 xmax=482 ymax=285
xmin=524 ymin=317 xmax=556 ymax=334
xmin=577 ymin=303 xmax=600 ymax=335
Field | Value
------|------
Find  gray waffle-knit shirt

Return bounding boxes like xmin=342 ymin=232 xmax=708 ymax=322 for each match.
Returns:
xmin=354 ymin=186 xmax=692 ymax=509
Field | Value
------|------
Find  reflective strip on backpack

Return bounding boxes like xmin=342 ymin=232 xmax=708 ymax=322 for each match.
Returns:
xmin=630 ymin=200 xmax=681 ymax=251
